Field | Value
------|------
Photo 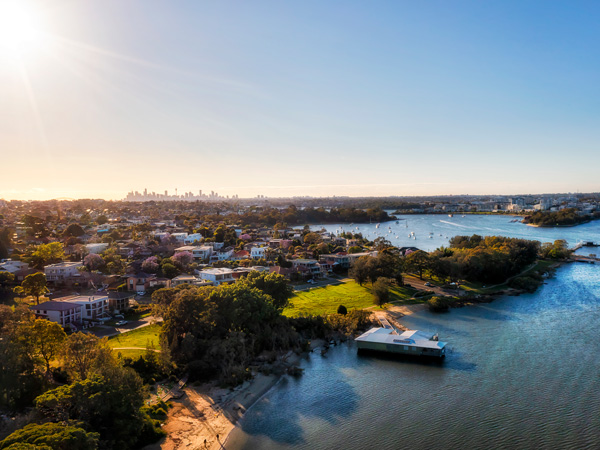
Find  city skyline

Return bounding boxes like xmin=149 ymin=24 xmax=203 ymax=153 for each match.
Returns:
xmin=2 ymin=1 xmax=600 ymax=201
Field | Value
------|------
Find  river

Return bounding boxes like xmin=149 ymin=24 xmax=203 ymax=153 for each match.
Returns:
xmin=226 ymin=215 xmax=600 ymax=450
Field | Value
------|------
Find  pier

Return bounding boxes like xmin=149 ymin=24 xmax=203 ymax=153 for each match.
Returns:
xmin=573 ymin=241 xmax=599 ymax=251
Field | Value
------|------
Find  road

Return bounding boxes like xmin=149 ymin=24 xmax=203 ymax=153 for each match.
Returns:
xmin=403 ymin=275 xmax=458 ymax=296
xmin=90 ymin=315 xmax=162 ymax=338
xmin=293 ymin=276 xmax=349 ymax=292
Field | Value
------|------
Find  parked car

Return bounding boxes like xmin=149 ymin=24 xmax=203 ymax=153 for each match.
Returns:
xmin=425 ymin=282 xmax=432 ymax=287
xmin=115 ymin=320 xmax=128 ymax=326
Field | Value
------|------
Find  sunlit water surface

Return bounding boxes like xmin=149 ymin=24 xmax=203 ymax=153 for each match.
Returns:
xmin=227 ymin=216 xmax=600 ymax=450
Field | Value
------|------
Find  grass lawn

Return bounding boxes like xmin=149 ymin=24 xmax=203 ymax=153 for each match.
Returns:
xmin=113 ymin=349 xmax=148 ymax=359
xmin=283 ymin=279 xmax=417 ymax=317
xmin=108 ymin=323 xmax=162 ymax=349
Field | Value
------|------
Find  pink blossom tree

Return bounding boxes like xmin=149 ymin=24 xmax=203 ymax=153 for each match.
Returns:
xmin=142 ymin=256 xmax=159 ymax=273
xmin=172 ymin=251 xmax=194 ymax=269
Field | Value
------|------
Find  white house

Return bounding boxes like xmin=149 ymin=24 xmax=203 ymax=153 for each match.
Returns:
xmin=175 ymin=245 xmax=213 ymax=260
xmin=0 ymin=260 xmax=29 ymax=274
xmin=197 ymin=268 xmax=235 ymax=285
xmin=30 ymin=301 xmax=82 ymax=328
xmin=58 ymin=295 xmax=109 ymax=320
xmin=85 ymin=243 xmax=109 ymax=254
xmin=171 ymin=233 xmax=189 ymax=243
xmin=250 ymin=246 xmax=268 ymax=260
xmin=210 ymin=249 xmax=234 ymax=262
xmin=44 ymin=261 xmax=81 ymax=283
xmin=183 ymin=233 xmax=203 ymax=245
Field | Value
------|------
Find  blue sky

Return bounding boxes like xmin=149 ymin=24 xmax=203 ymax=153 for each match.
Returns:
xmin=1 ymin=0 xmax=599 ymax=199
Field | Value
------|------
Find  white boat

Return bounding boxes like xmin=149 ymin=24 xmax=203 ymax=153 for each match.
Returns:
xmin=376 ymin=223 xmax=380 ymax=229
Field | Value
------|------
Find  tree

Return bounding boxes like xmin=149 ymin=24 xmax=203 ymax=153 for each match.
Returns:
xmin=29 ymin=243 xmax=64 ymax=268
xmin=404 ymin=250 xmax=430 ymax=280
xmin=35 ymin=371 xmax=148 ymax=449
xmin=0 ymin=422 xmax=99 ymax=450
xmin=61 ymin=332 xmax=111 ymax=380
xmin=141 ymin=256 xmax=159 ymax=274
xmin=303 ymin=232 xmax=322 ymax=245
xmin=172 ymin=251 xmax=193 ymax=269
xmin=83 ymin=253 xmax=104 ymax=272
xmin=63 ymin=224 xmax=85 ymax=238
xmin=0 ymin=272 xmax=15 ymax=289
xmin=372 ymin=277 xmax=392 ymax=306
xmin=21 ymin=319 xmax=66 ymax=374
xmin=161 ymin=263 xmax=179 ymax=279
xmin=237 ymin=271 xmax=293 ymax=311
xmin=13 ymin=273 xmax=49 ymax=305
xmin=349 ymin=256 xmax=370 ymax=286
xmin=96 ymin=215 xmax=108 ymax=225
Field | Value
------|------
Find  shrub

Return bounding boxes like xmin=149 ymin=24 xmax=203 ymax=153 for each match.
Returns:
xmin=337 ymin=305 xmax=347 ymax=315
xmin=427 ymin=296 xmax=451 ymax=312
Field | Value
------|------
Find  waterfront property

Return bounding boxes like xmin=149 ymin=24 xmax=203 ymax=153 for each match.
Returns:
xmin=355 ymin=327 xmax=447 ymax=357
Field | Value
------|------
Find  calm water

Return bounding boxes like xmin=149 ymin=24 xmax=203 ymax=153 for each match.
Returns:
xmin=227 ymin=216 xmax=600 ymax=449
xmin=312 ymin=213 xmax=600 ymax=252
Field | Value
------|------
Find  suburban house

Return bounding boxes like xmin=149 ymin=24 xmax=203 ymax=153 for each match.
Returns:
xmin=171 ymin=232 xmax=189 ymax=243
xmin=30 ymin=301 xmax=82 ymax=328
xmin=126 ymin=271 xmax=154 ymax=293
xmin=171 ymin=274 xmax=213 ymax=287
xmin=107 ymin=291 xmax=136 ymax=312
xmin=232 ymin=250 xmax=250 ymax=260
xmin=57 ymin=295 xmax=110 ymax=320
xmin=209 ymin=249 xmax=234 ymax=262
xmin=250 ymin=246 xmax=268 ymax=260
xmin=85 ymin=243 xmax=109 ymax=254
xmin=175 ymin=245 xmax=213 ymax=261
xmin=44 ymin=261 xmax=81 ymax=284
xmin=183 ymin=233 xmax=203 ymax=245
xmin=291 ymin=259 xmax=324 ymax=278
xmin=0 ymin=260 xmax=29 ymax=273
xmin=197 ymin=268 xmax=235 ymax=285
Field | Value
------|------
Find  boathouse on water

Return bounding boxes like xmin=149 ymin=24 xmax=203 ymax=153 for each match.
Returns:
xmin=356 ymin=328 xmax=447 ymax=358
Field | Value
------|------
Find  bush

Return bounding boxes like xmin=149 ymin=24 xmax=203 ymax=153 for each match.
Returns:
xmin=427 ymin=296 xmax=452 ymax=312
xmin=337 ymin=305 xmax=347 ymax=315
xmin=372 ymin=278 xmax=392 ymax=306
xmin=508 ymin=274 xmax=542 ymax=293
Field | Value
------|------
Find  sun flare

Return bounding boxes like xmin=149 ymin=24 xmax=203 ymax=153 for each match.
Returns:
xmin=0 ymin=0 xmax=41 ymax=57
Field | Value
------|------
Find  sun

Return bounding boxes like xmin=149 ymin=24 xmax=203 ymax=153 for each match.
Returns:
xmin=0 ymin=0 xmax=41 ymax=57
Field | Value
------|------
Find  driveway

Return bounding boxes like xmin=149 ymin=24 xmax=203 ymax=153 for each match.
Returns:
xmin=89 ymin=315 xmax=162 ymax=338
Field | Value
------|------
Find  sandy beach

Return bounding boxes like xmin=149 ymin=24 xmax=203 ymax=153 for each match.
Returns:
xmin=145 ymin=304 xmax=428 ymax=450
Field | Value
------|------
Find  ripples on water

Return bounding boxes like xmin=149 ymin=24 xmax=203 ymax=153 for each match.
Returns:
xmin=229 ymin=264 xmax=600 ymax=449
xmin=312 ymin=214 xmax=600 ymax=252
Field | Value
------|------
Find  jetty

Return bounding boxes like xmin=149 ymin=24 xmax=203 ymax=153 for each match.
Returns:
xmin=573 ymin=241 xmax=599 ymax=251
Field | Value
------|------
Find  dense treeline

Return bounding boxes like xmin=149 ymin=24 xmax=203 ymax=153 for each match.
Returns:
xmin=524 ymin=208 xmax=600 ymax=226
xmin=0 ymin=307 xmax=165 ymax=450
xmin=158 ymin=272 xmax=374 ymax=384
xmin=428 ymin=235 xmax=540 ymax=284
xmin=231 ymin=206 xmax=391 ymax=226
xmin=159 ymin=273 xmax=300 ymax=384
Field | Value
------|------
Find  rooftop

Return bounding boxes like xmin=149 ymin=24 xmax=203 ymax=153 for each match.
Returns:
xmin=30 ymin=301 xmax=82 ymax=312
xmin=356 ymin=327 xmax=446 ymax=350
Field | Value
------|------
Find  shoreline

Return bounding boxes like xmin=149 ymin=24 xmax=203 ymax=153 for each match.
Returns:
xmin=149 ymin=262 xmax=566 ymax=449
xmin=147 ymin=342 xmax=322 ymax=450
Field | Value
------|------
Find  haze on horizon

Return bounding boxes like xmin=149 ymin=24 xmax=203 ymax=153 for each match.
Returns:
xmin=1 ymin=0 xmax=599 ymax=201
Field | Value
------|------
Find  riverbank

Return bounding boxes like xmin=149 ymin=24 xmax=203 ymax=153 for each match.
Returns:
xmin=145 ymin=342 xmax=323 ymax=450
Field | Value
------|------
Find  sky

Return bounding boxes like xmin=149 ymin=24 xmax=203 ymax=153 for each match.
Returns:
xmin=1 ymin=0 xmax=599 ymax=200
